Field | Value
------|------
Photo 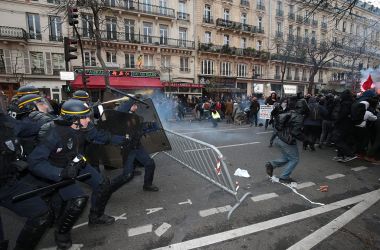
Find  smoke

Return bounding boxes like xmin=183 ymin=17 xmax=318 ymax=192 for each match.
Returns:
xmin=360 ymin=67 xmax=380 ymax=83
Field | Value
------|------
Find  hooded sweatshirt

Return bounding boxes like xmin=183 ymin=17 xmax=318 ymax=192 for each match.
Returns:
xmin=356 ymin=101 xmax=377 ymax=128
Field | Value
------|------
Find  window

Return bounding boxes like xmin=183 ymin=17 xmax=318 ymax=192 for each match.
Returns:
xmin=180 ymin=57 xmax=189 ymax=72
xmin=201 ymin=60 xmax=214 ymax=75
xmin=84 ymin=51 xmax=96 ymax=66
xmin=52 ymin=53 xmax=64 ymax=74
xmin=237 ymin=64 xmax=247 ymax=77
xmin=161 ymin=55 xmax=171 ymax=68
xmin=160 ymin=25 xmax=169 ymax=45
xmin=47 ymin=0 xmax=60 ymax=3
xmin=350 ymin=23 xmax=354 ymax=34
xmin=143 ymin=0 xmax=152 ymax=12
xmin=0 ymin=50 xmax=5 ymax=74
xmin=144 ymin=54 xmax=154 ymax=68
xmin=82 ymin=14 xmax=94 ymax=38
xmin=179 ymin=27 xmax=187 ymax=47
xmin=204 ymin=4 xmax=211 ymax=20
xmin=241 ymin=13 xmax=247 ymax=24
xmin=296 ymin=26 xmax=301 ymax=36
xmin=223 ymin=34 xmax=229 ymax=46
xmin=256 ymin=40 xmax=262 ymax=50
xmin=125 ymin=19 xmax=135 ymax=41
xmin=223 ymin=9 xmax=230 ymax=20
xmin=204 ymin=31 xmax=211 ymax=43
xmin=220 ymin=62 xmax=231 ymax=76
xmin=124 ymin=0 xmax=134 ymax=9
xmin=318 ymin=71 xmax=323 ymax=81
xmin=275 ymin=65 xmax=280 ymax=76
xmin=27 ymin=13 xmax=41 ymax=39
xmin=289 ymin=25 xmax=293 ymax=35
xmin=143 ymin=22 xmax=153 ymax=43
xmin=277 ymin=1 xmax=282 ymax=10
xmin=240 ymin=37 xmax=246 ymax=48
xmin=125 ymin=53 xmax=135 ymax=68
xmin=106 ymin=17 xmax=117 ymax=40
xmin=49 ymin=16 xmax=62 ymax=41
xmin=277 ymin=22 xmax=282 ymax=32
xmin=343 ymin=21 xmax=346 ymax=32
xmin=107 ymin=0 xmax=116 ymax=7
xmin=30 ymin=51 xmax=44 ymax=74
xmin=106 ymin=52 xmax=117 ymax=63
xmin=295 ymin=68 xmax=299 ymax=79
xmin=254 ymin=65 xmax=263 ymax=76
xmin=289 ymin=5 xmax=294 ymax=14
xmin=159 ymin=0 xmax=169 ymax=15
xmin=179 ymin=0 xmax=186 ymax=13
xmin=258 ymin=17 xmax=263 ymax=29
xmin=304 ymin=29 xmax=308 ymax=37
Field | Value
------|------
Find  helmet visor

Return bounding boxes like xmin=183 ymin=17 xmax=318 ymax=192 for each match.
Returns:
xmin=35 ymin=98 xmax=53 ymax=114
xmin=0 ymin=92 xmax=7 ymax=114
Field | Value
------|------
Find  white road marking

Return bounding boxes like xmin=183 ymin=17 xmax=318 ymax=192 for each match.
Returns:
xmin=41 ymin=244 xmax=84 ymax=250
xmin=154 ymin=189 xmax=380 ymax=250
xmin=199 ymin=205 xmax=232 ymax=217
xmin=72 ymin=213 xmax=127 ymax=229
xmin=251 ymin=193 xmax=279 ymax=202
xmin=146 ymin=207 xmax=164 ymax=215
xmin=326 ymin=173 xmax=345 ymax=180
xmin=351 ymin=166 xmax=368 ymax=172
xmin=128 ymin=224 xmax=153 ymax=237
xmin=295 ymin=182 xmax=316 ymax=190
xmin=182 ymin=127 xmax=251 ymax=135
xmin=287 ymin=189 xmax=380 ymax=249
xmin=155 ymin=223 xmax=172 ymax=237
xmin=256 ymin=131 xmax=273 ymax=134
xmin=178 ymin=199 xmax=192 ymax=205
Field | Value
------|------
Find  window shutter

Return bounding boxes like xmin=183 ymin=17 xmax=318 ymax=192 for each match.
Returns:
xmin=4 ymin=49 xmax=12 ymax=74
xmin=24 ymin=51 xmax=31 ymax=74
xmin=45 ymin=52 xmax=52 ymax=75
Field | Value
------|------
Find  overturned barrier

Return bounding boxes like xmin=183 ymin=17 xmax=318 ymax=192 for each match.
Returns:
xmin=160 ymin=129 xmax=252 ymax=219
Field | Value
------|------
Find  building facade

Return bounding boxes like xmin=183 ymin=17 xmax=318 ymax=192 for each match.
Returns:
xmin=0 ymin=0 xmax=379 ymax=101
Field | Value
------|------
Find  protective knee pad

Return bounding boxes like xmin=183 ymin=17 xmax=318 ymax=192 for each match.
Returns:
xmin=57 ymin=196 xmax=88 ymax=234
xmin=14 ymin=210 xmax=53 ymax=250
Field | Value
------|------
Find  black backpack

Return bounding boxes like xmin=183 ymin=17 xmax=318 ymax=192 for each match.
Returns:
xmin=351 ymin=102 xmax=366 ymax=125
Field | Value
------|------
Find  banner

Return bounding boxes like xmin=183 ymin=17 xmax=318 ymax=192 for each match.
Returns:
xmin=259 ymin=105 xmax=273 ymax=119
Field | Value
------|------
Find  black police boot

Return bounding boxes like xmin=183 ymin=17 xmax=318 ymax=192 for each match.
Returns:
xmin=55 ymin=197 xmax=88 ymax=250
xmin=89 ymin=178 xmax=115 ymax=226
xmin=110 ymin=173 xmax=134 ymax=193
xmin=14 ymin=211 xmax=53 ymax=250
xmin=143 ymin=184 xmax=159 ymax=192
xmin=0 ymin=240 xmax=8 ymax=250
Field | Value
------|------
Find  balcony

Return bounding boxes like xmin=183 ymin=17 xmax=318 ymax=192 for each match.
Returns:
xmin=177 ymin=12 xmax=190 ymax=21
xmin=49 ymin=35 xmax=63 ymax=42
xmin=29 ymin=33 xmax=42 ymax=40
xmin=276 ymin=9 xmax=284 ymax=17
xmin=0 ymin=26 xmax=28 ymax=41
xmin=240 ymin=0 xmax=249 ymax=7
xmin=275 ymin=31 xmax=283 ymax=38
xmin=203 ymin=16 xmax=214 ymax=24
xmin=216 ymin=18 xmax=263 ymax=34
xmin=31 ymin=67 xmax=45 ymax=75
xmin=288 ymin=13 xmax=295 ymax=20
xmin=296 ymin=15 xmax=303 ymax=23
xmin=107 ymin=0 xmax=175 ymax=19
xmin=198 ymin=43 xmax=270 ymax=59
xmin=257 ymin=4 xmax=265 ymax=10
xmin=321 ymin=22 xmax=327 ymax=30
xmin=78 ymin=29 xmax=195 ymax=49
xmin=271 ymin=54 xmax=310 ymax=64
xmin=312 ymin=20 xmax=318 ymax=27
xmin=274 ymin=74 xmax=281 ymax=80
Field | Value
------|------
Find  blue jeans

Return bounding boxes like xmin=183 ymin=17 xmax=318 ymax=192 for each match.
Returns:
xmin=270 ymin=137 xmax=299 ymax=179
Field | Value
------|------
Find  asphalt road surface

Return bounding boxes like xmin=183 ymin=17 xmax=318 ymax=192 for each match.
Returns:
xmin=2 ymin=120 xmax=380 ymax=250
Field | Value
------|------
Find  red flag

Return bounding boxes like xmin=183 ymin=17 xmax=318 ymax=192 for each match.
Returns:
xmin=361 ymin=74 xmax=373 ymax=91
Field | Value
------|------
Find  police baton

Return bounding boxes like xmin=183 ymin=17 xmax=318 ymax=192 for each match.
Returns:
xmin=12 ymin=173 xmax=91 ymax=202
xmin=106 ymin=86 xmax=149 ymax=106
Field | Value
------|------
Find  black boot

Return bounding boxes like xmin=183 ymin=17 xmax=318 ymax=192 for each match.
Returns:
xmin=110 ymin=173 xmax=134 ymax=193
xmin=89 ymin=178 xmax=115 ymax=226
xmin=0 ymin=240 xmax=8 ymax=250
xmin=55 ymin=197 xmax=88 ymax=250
xmin=14 ymin=211 xmax=53 ymax=250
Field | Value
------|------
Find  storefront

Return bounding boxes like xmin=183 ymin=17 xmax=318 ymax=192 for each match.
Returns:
xmin=71 ymin=68 xmax=163 ymax=101
xmin=163 ymin=82 xmax=203 ymax=100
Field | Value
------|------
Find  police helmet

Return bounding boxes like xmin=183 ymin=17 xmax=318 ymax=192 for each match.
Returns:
xmin=60 ymin=99 xmax=91 ymax=123
xmin=72 ymin=90 xmax=90 ymax=101
xmin=17 ymin=94 xmax=53 ymax=115
xmin=16 ymin=86 xmax=39 ymax=97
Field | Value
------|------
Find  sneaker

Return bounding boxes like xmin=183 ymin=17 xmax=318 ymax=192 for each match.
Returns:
xmin=279 ymin=177 xmax=296 ymax=184
xmin=265 ymin=162 xmax=273 ymax=177
xmin=339 ymin=156 xmax=358 ymax=162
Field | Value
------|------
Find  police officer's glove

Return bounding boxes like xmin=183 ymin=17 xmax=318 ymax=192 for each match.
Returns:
xmin=60 ymin=164 xmax=79 ymax=179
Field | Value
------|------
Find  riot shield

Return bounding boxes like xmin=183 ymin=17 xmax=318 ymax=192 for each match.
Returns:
xmin=134 ymin=98 xmax=171 ymax=154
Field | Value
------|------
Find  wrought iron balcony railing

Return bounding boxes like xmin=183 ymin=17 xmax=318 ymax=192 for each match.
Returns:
xmin=257 ymin=4 xmax=265 ymax=10
xmin=296 ymin=15 xmax=303 ymax=23
xmin=312 ymin=20 xmax=318 ymax=27
xmin=203 ymin=16 xmax=214 ymax=24
xmin=177 ymin=12 xmax=190 ymax=21
xmin=0 ymin=26 xmax=28 ymax=41
xmin=49 ymin=35 xmax=63 ymax=42
xmin=216 ymin=18 xmax=264 ymax=34
xmin=29 ymin=33 xmax=42 ymax=40
xmin=321 ymin=22 xmax=327 ymax=29
xmin=276 ymin=31 xmax=283 ymax=38
xmin=274 ymin=74 xmax=281 ymax=80
xmin=276 ymin=9 xmax=284 ymax=17
xmin=240 ymin=0 xmax=249 ymax=7
xmin=105 ymin=0 xmax=175 ymax=18
xmin=304 ymin=18 xmax=310 ymax=25
xmin=288 ymin=13 xmax=295 ymax=20
xmin=198 ymin=43 xmax=270 ymax=59
xmin=31 ymin=67 xmax=45 ymax=75
xmin=286 ymin=75 xmax=292 ymax=80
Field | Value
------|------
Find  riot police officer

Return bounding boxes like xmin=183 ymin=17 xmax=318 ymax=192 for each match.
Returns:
xmin=8 ymin=86 xmax=40 ymax=119
xmin=0 ymin=91 xmax=53 ymax=250
xmin=111 ymin=100 xmax=158 ymax=192
xmin=72 ymin=90 xmax=90 ymax=104
xmin=27 ymin=99 xmax=128 ymax=249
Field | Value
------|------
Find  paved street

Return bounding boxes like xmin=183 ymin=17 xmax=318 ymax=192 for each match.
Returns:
xmin=2 ymin=121 xmax=380 ymax=250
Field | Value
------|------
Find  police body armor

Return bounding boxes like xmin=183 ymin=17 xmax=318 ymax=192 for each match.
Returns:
xmin=48 ymin=123 xmax=86 ymax=168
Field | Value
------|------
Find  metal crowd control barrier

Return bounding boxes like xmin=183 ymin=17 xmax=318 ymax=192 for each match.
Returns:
xmin=159 ymin=129 xmax=252 ymax=220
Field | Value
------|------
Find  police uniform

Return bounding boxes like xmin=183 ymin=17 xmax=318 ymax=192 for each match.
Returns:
xmin=111 ymin=100 xmax=158 ymax=192
xmin=27 ymin=99 xmax=127 ymax=249
xmin=0 ymin=110 xmax=52 ymax=250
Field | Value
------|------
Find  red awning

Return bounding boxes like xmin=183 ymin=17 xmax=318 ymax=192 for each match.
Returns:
xmin=71 ymin=75 xmax=163 ymax=89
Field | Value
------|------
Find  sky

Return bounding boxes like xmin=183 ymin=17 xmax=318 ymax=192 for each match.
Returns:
xmin=369 ymin=0 xmax=380 ymax=7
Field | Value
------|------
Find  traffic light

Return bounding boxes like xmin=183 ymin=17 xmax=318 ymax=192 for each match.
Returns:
xmin=68 ymin=7 xmax=79 ymax=26
xmin=82 ymin=74 xmax=89 ymax=85
xmin=64 ymin=37 xmax=78 ymax=63
xmin=63 ymin=84 xmax=73 ymax=93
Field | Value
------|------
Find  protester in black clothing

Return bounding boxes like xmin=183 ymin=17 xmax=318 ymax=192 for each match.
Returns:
xmin=249 ymin=97 xmax=260 ymax=127
xmin=303 ymin=97 xmax=327 ymax=151
xmin=264 ymin=92 xmax=277 ymax=130
xmin=269 ymin=98 xmax=288 ymax=147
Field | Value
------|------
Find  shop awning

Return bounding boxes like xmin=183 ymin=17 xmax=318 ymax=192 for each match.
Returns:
xmin=71 ymin=75 xmax=163 ymax=89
